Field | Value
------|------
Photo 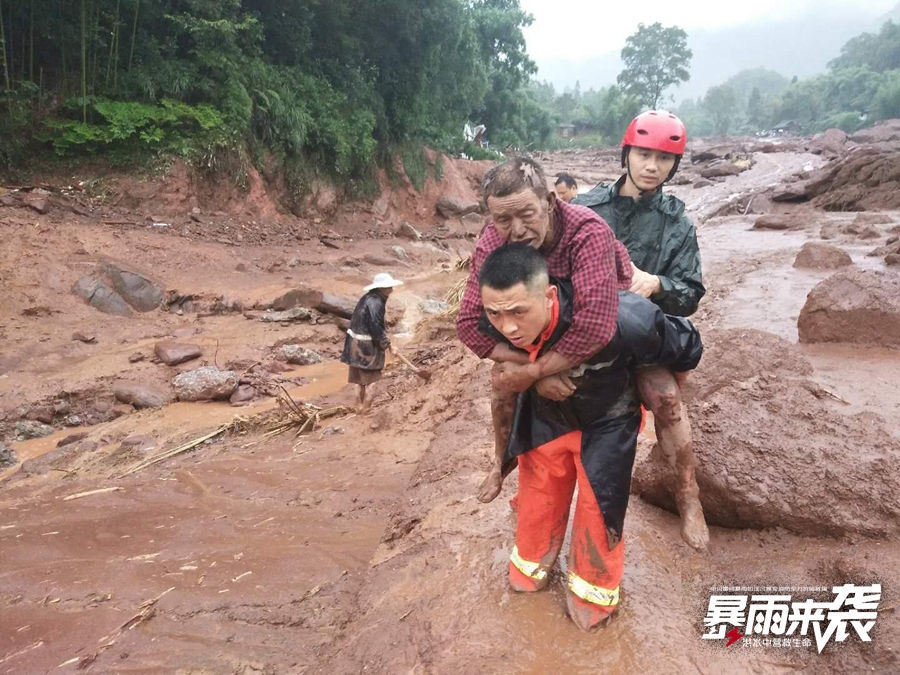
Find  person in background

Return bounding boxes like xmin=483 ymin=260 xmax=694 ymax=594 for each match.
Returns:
xmin=341 ymin=272 xmax=403 ymax=413
xmin=553 ymin=172 xmax=578 ymax=203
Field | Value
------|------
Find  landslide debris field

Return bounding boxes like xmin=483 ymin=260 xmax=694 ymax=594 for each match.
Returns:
xmin=2 ymin=125 xmax=899 ymax=673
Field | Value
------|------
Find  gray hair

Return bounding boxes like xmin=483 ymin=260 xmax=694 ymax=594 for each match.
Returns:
xmin=481 ymin=156 xmax=549 ymax=207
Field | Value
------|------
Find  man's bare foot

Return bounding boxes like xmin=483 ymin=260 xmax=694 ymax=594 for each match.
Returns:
xmin=477 ymin=466 xmax=503 ymax=503
xmin=676 ymin=492 xmax=709 ymax=551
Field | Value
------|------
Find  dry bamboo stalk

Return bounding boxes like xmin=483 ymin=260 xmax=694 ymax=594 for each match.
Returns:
xmin=62 ymin=486 xmax=123 ymax=501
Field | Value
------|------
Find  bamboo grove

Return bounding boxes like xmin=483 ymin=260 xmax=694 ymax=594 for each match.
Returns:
xmin=0 ymin=0 xmax=550 ymax=185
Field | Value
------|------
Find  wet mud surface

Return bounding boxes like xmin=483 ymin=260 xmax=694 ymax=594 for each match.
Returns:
xmin=2 ymin=146 xmax=899 ymax=672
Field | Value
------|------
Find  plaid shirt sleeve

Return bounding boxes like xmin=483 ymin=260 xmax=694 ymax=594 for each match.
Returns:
xmin=551 ymin=216 xmax=622 ymax=362
xmin=456 ymin=227 xmax=503 ymax=358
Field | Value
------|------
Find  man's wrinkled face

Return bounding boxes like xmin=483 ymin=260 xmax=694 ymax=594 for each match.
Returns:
xmin=554 ymin=182 xmax=577 ymax=203
xmin=481 ymin=281 xmax=555 ymax=349
xmin=626 ymin=146 xmax=677 ymax=192
xmin=486 ymin=189 xmax=553 ymax=249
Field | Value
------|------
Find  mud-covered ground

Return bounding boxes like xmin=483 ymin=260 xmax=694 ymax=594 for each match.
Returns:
xmin=1 ymin=139 xmax=899 ymax=673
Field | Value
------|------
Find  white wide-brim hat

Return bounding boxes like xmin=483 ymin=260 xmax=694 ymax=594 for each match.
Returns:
xmin=364 ymin=272 xmax=404 ymax=292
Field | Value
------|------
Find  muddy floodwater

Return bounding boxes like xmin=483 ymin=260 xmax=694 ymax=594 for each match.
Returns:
xmin=2 ymin=145 xmax=899 ymax=673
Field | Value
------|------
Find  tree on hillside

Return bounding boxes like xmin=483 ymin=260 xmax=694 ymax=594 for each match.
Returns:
xmin=704 ymin=84 xmax=737 ymax=135
xmin=617 ymin=22 xmax=691 ymax=109
xmin=828 ymin=20 xmax=900 ymax=72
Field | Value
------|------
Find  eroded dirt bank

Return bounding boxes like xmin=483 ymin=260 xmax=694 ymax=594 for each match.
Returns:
xmin=1 ymin=141 xmax=899 ymax=673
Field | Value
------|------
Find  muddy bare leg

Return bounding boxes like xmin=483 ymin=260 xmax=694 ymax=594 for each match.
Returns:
xmin=636 ymin=367 xmax=708 ymax=550
xmin=478 ymin=386 xmax=516 ymax=503
xmin=357 ymin=384 xmax=369 ymax=414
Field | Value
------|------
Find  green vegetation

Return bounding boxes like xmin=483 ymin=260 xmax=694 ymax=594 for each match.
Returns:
xmin=0 ymin=0 xmax=546 ymax=187
xmin=677 ymin=20 xmax=900 ymax=136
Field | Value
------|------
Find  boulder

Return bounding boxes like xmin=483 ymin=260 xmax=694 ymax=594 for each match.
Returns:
xmin=278 ymin=345 xmax=322 ymax=365
xmin=808 ymin=128 xmax=847 ymax=156
xmin=14 ymin=420 xmax=55 ymax=441
xmin=632 ymin=328 xmax=900 ymax=538
xmin=0 ymin=441 xmax=16 ymax=468
xmin=154 ymin=341 xmax=202 ymax=366
xmin=259 ymin=307 xmax=313 ymax=323
xmin=72 ymin=277 xmax=133 ymax=316
xmin=230 ymin=385 xmax=257 ymax=404
xmin=99 ymin=263 xmax=163 ymax=312
xmin=792 ymin=242 xmax=852 ymax=270
xmin=770 ymin=184 xmax=811 ymax=203
xmin=436 ymin=196 xmax=480 ymax=218
xmin=113 ymin=380 xmax=173 ymax=409
xmin=752 ymin=215 xmax=796 ymax=231
xmin=272 ymin=288 xmax=354 ymax=318
xmin=699 ymin=161 xmax=744 ymax=178
xmin=692 ymin=179 xmax=714 ymax=189
xmin=395 ymin=222 xmax=422 ymax=241
xmin=798 ymin=269 xmax=900 ymax=347
xmin=852 ymin=212 xmax=893 ymax=226
xmin=173 ymin=367 xmax=238 ymax=401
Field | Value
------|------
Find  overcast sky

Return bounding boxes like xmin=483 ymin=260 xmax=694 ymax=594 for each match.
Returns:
xmin=519 ymin=0 xmax=898 ymax=65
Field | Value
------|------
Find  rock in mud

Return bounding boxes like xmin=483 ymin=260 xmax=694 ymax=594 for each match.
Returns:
xmin=770 ymin=184 xmax=811 ymax=203
xmin=700 ymin=160 xmax=744 ymax=178
xmin=632 ymin=328 xmax=900 ymax=538
xmin=154 ymin=341 xmax=202 ymax=366
xmin=72 ymin=277 xmax=133 ymax=316
xmin=278 ymin=345 xmax=322 ymax=365
xmin=798 ymin=269 xmax=900 ymax=347
xmin=886 ymin=253 xmax=900 ymax=266
xmin=99 ymin=263 xmax=163 ymax=312
xmin=230 ymin=385 xmax=257 ymax=404
xmin=436 ymin=196 xmax=480 ymax=218
xmin=259 ymin=307 xmax=313 ymax=323
xmin=852 ymin=212 xmax=893 ymax=226
xmin=113 ymin=380 xmax=173 ymax=409
xmin=808 ymin=128 xmax=847 ymax=156
xmin=0 ymin=441 xmax=16 ymax=468
xmin=173 ymin=366 xmax=238 ymax=401
xmin=14 ymin=419 xmax=55 ymax=441
xmin=395 ymin=222 xmax=422 ymax=241
xmin=692 ymin=179 xmax=714 ymax=189
xmin=752 ymin=215 xmax=796 ymax=231
xmin=807 ymin=147 xmax=900 ymax=211
xmin=793 ymin=242 xmax=852 ymax=270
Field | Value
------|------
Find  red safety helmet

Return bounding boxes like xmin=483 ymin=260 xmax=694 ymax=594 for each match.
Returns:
xmin=621 ymin=110 xmax=687 ymax=180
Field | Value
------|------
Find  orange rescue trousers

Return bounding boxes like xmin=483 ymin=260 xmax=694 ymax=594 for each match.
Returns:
xmin=509 ymin=430 xmax=623 ymax=630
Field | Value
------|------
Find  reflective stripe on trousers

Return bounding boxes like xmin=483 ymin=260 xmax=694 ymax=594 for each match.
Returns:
xmin=513 ymin=430 xmax=626 ymax=608
xmin=567 ymin=570 xmax=619 ymax=607
xmin=510 ymin=545 xmax=549 ymax=581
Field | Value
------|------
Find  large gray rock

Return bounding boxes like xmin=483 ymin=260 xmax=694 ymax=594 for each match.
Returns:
xmin=633 ymin=328 xmax=900 ymax=538
xmin=700 ymin=160 xmax=744 ymax=178
xmin=792 ymin=242 xmax=852 ymax=270
xmin=14 ymin=420 xmax=55 ymax=441
xmin=259 ymin=307 xmax=313 ymax=323
xmin=72 ymin=277 xmax=133 ymax=316
xmin=808 ymin=128 xmax=848 ymax=156
xmin=172 ymin=367 xmax=238 ymax=401
xmin=278 ymin=345 xmax=322 ymax=365
xmin=154 ymin=341 xmax=202 ymax=366
xmin=0 ymin=441 xmax=16 ymax=468
xmin=113 ymin=380 xmax=173 ymax=409
xmin=436 ymin=196 xmax=480 ymax=218
xmin=99 ymin=263 xmax=163 ymax=312
xmin=798 ymin=269 xmax=900 ymax=347
xmin=752 ymin=215 xmax=796 ymax=230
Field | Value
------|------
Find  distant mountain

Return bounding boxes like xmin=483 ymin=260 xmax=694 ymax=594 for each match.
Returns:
xmin=534 ymin=3 xmax=900 ymax=103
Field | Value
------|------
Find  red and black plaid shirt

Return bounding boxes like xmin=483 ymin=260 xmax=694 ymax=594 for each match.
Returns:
xmin=457 ymin=200 xmax=633 ymax=362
